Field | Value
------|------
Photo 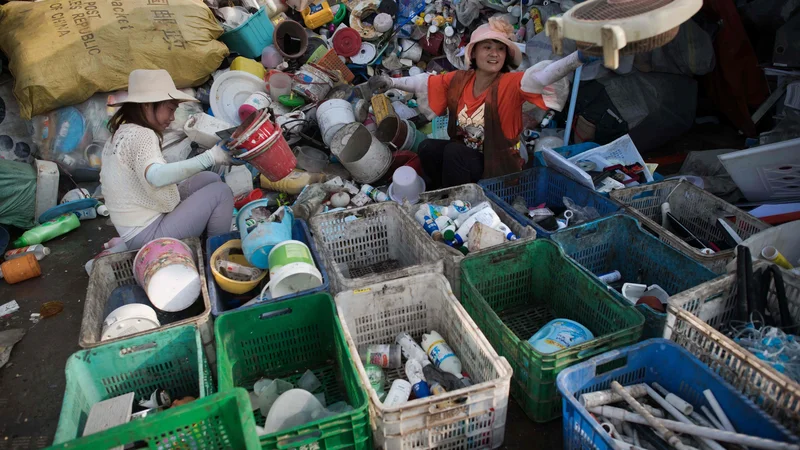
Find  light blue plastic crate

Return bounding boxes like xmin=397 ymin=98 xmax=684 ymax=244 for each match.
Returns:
xmin=551 ymin=214 xmax=718 ymax=339
xmin=219 ymin=7 xmax=274 ymax=59
xmin=557 ymin=339 xmax=798 ymax=450
xmin=478 ymin=167 xmax=623 ymax=238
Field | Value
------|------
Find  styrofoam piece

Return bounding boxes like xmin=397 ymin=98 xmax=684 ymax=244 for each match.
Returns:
xmin=718 ymin=137 xmax=800 ymax=202
xmin=335 ymin=274 xmax=512 ymax=450
xmin=725 ymin=220 xmax=800 ymax=273
xmin=568 ymin=134 xmax=653 ymax=183
xmin=34 ymin=159 xmax=59 ymax=224
xmin=210 ymin=70 xmax=267 ymax=126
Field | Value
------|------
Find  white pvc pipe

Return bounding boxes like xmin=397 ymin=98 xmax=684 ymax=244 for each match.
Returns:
xmin=587 ymin=406 xmax=799 ymax=450
xmin=700 ymin=406 xmax=725 ymax=431
xmin=652 ymin=382 xmax=694 ymax=415
xmin=580 ymin=383 xmax=649 ymax=407
xmin=611 ymin=382 xmax=689 ymax=450
xmin=703 ymin=390 xmax=735 ymax=433
xmin=645 ymin=386 xmax=725 ymax=450
xmin=612 ymin=438 xmax=647 ymax=450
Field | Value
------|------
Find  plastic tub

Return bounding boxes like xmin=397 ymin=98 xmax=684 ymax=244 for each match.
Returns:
xmin=219 ymin=7 xmax=275 ymax=59
xmin=210 ymin=238 xmax=268 ymax=295
xmin=294 ymin=146 xmax=329 ymax=173
xmin=317 ymin=99 xmax=355 ymax=147
xmin=273 ymin=19 xmax=308 ymax=58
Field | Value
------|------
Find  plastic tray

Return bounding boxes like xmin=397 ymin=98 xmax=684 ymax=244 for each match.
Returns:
xmin=664 ymin=267 xmax=800 ymax=433
xmin=557 ymin=339 xmax=797 ymax=450
xmin=54 ymin=325 xmax=214 ymax=444
xmin=478 ymin=167 xmax=623 ymax=238
xmin=216 ymin=293 xmax=371 ymax=449
xmin=609 ymin=180 xmax=771 ymax=274
xmin=402 ymin=183 xmax=537 ymax=299
xmin=219 ymin=7 xmax=275 ymax=59
xmin=550 ymin=215 xmax=717 ymax=339
xmin=460 ymin=239 xmax=644 ymax=422
xmin=309 ymin=202 xmax=444 ymax=294
xmin=717 ymin=137 xmax=800 ymax=202
xmin=50 ymin=389 xmax=260 ymax=449
xmin=335 ymin=274 xmax=512 ymax=450
xmin=205 ymin=220 xmax=329 ymax=317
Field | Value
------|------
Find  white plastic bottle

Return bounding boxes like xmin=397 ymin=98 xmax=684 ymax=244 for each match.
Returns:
xmin=421 ymin=331 xmax=463 ymax=378
xmin=414 ymin=206 xmax=443 ymax=241
xmin=383 ymin=379 xmax=412 ymax=407
xmin=395 ymin=332 xmax=428 ymax=361
xmin=454 ymin=201 xmax=493 ymax=227
xmin=74 ymin=207 xmax=97 ymax=221
xmin=434 ymin=215 xmax=457 ymax=242
xmin=4 ymin=244 xmax=50 ymax=261
xmin=405 ymin=359 xmax=431 ymax=398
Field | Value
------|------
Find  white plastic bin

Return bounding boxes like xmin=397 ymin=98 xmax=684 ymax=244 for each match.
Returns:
xmin=335 ymin=274 xmax=512 ymax=450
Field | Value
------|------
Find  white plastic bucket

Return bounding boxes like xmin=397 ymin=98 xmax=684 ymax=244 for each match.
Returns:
xmin=317 ymin=99 xmax=355 ymax=147
xmin=330 ymin=122 xmax=392 ymax=184
xmin=184 ymin=113 xmax=235 ymax=149
xmin=267 ymin=262 xmax=323 ymax=297
xmin=268 ymin=240 xmax=314 ymax=274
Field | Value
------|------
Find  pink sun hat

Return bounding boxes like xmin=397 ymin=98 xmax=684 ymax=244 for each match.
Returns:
xmin=464 ymin=17 xmax=523 ymax=68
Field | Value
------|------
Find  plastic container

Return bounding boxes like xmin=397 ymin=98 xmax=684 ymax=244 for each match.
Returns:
xmin=718 ymin=137 xmax=800 ymax=202
xmin=556 ymin=339 xmax=797 ymax=450
xmin=238 ymin=92 xmax=271 ymax=122
xmin=664 ymin=266 xmax=800 ymax=434
xmin=259 ymin=170 xmax=326 ymax=194
xmin=292 ymin=64 xmax=334 ymax=103
xmin=216 ymin=293 xmax=371 ymax=449
xmin=205 ymin=221 xmax=329 ymax=317
xmin=230 ymin=56 xmax=267 ymax=80
xmin=726 ymin=220 xmax=800 ymax=274
xmin=551 ymin=215 xmax=718 ymax=339
xmin=400 ymin=184 xmax=536 ymax=299
xmin=261 ymin=45 xmax=284 ymax=69
xmin=387 ymin=166 xmax=425 ymax=205
xmin=310 ymin=202 xmax=444 ymax=293
xmin=335 ymin=274 xmax=512 ymax=450
xmin=13 ymin=213 xmax=80 ymax=247
xmin=421 ymin=330 xmax=462 ymax=377
xmin=210 ymin=238 xmax=268 ymax=295
xmin=266 ymin=240 xmax=323 ymax=298
xmin=273 ymin=19 xmax=308 ymax=58
xmin=317 ymin=99 xmax=356 ymax=147
xmin=238 ymin=125 xmax=297 ymax=182
xmin=610 ymin=180 xmax=770 ymax=274
xmin=268 ymin=72 xmax=292 ymax=102
xmin=219 ymin=7 xmax=275 ymax=59
xmin=53 ymin=325 xmax=214 ymax=444
xmin=101 ymin=303 xmax=160 ymax=341
xmin=527 ymin=318 xmax=594 ymax=354
xmin=294 ymin=146 xmax=329 ymax=173
xmin=80 ymin=237 xmax=213 ymax=371
xmin=479 ymin=167 xmax=623 ymax=238
xmin=134 ymin=238 xmax=201 ymax=312
xmin=0 ymin=253 xmax=41 ymax=284
xmin=4 ymin=244 xmax=49 ymax=261
xmin=301 ymin=1 xmax=334 ymax=28
xmin=184 ymin=113 xmax=235 ymax=149
xmin=237 ymin=201 xmax=293 ymax=269
xmin=460 ymin=239 xmax=644 ymax=422
xmin=34 ymin=159 xmax=59 ymax=223
xmin=329 ymin=122 xmax=392 ymax=184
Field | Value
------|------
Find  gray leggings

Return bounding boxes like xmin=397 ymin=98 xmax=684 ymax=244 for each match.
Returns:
xmin=128 ymin=171 xmax=234 ymax=250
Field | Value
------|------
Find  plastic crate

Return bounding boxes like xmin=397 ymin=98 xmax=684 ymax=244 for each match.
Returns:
xmin=51 ymin=389 xmax=260 ymax=449
xmin=216 ymin=293 xmax=371 ymax=449
xmin=557 ymin=339 xmax=797 ymax=450
xmin=550 ymin=215 xmax=718 ymax=340
xmin=460 ymin=239 xmax=644 ymax=422
xmin=478 ymin=167 xmax=623 ymax=238
xmin=335 ymin=274 xmax=512 ymax=449
xmin=609 ymin=180 xmax=771 ymax=274
xmin=54 ymin=325 xmax=214 ymax=444
xmin=401 ymin=184 xmax=537 ymax=299
xmin=206 ymin=220 xmax=329 ymax=317
xmin=219 ymin=7 xmax=275 ymax=59
xmin=80 ymin=237 xmax=214 ymax=369
xmin=309 ymin=202 xmax=443 ymax=294
xmin=664 ymin=267 xmax=800 ymax=433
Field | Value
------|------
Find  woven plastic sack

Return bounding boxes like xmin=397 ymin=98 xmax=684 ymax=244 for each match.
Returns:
xmin=0 ymin=75 xmax=35 ymax=164
xmin=0 ymin=159 xmax=36 ymax=229
xmin=0 ymin=0 xmax=228 ymax=119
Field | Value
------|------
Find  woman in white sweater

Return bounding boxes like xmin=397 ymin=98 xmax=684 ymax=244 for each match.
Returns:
xmin=100 ymin=69 xmax=237 ymax=250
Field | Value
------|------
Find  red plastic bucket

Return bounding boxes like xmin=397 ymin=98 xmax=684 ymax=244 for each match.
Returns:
xmin=238 ymin=130 xmax=296 ymax=182
xmin=231 ymin=110 xmax=276 ymax=152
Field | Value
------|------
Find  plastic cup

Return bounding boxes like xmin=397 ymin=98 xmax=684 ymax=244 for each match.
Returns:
xmin=388 ymin=166 xmax=426 ymax=205
xmin=268 ymin=72 xmax=293 ymax=102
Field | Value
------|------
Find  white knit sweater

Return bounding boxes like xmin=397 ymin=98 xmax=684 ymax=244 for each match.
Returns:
xmin=100 ymin=124 xmax=180 ymax=227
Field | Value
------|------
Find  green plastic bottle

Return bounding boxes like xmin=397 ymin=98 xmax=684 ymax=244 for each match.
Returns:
xmin=13 ymin=213 xmax=80 ymax=248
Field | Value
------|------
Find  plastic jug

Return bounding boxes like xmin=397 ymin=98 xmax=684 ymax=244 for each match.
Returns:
xmin=237 ymin=200 xmax=294 ymax=269
xmin=421 ymin=330 xmax=463 ymax=378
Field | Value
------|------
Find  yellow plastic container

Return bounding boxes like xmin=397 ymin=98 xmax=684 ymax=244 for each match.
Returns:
xmin=260 ymin=170 xmax=326 ymax=194
xmin=301 ymin=1 xmax=334 ymax=29
xmin=210 ymin=239 xmax=267 ymax=294
xmin=230 ymin=56 xmax=267 ymax=80
xmin=371 ymin=94 xmax=395 ymax=124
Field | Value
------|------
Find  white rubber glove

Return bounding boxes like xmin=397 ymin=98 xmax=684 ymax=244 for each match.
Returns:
xmin=145 ymin=144 xmax=231 ymax=188
xmin=391 ymin=73 xmax=431 ymax=95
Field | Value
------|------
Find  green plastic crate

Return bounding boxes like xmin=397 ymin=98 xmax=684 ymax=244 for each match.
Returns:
xmin=54 ymin=325 xmax=214 ymax=444
xmin=459 ymin=239 xmax=644 ymax=422
xmin=50 ymin=389 xmax=261 ymax=449
xmin=216 ymin=293 xmax=371 ymax=449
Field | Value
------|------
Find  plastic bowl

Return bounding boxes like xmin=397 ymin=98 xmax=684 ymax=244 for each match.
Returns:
xmin=211 ymin=239 xmax=267 ymax=294
xmin=295 ymin=146 xmax=329 ymax=173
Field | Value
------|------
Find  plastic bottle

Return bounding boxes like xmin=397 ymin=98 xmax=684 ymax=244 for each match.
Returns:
xmin=383 ymin=379 xmax=412 ymax=407
xmin=453 ymin=208 xmax=506 ymax=245
xmin=448 ymin=200 xmax=470 ymax=218
xmin=405 ymin=359 xmax=431 ymax=399
xmin=358 ymin=344 xmax=402 ymax=369
xmin=95 ymin=203 xmax=110 ymax=217
xmin=421 ymin=331 xmax=463 ymax=378
xmin=454 ymin=201 xmax=493 ymax=227
xmin=74 ymin=207 xmax=97 ymax=221
xmin=364 ymin=364 xmax=386 ymax=396
xmin=395 ymin=332 xmax=429 ymax=361
xmin=434 ymin=215 xmax=457 ymax=242
xmin=4 ymin=245 xmax=50 ymax=261
xmin=414 ymin=207 xmax=443 ymax=241
xmin=361 ymin=184 xmax=389 ymax=202
xmin=292 ymin=183 xmax=328 ymax=221
xmin=13 ymin=213 xmax=80 ymax=247
xmin=0 ymin=253 xmax=42 ymax=284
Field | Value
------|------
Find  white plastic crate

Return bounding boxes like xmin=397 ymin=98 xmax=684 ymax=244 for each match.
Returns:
xmin=402 ymin=184 xmax=537 ymax=299
xmin=664 ymin=265 xmax=800 ymax=433
xmin=310 ymin=202 xmax=444 ymax=293
xmin=335 ymin=274 xmax=512 ymax=450
xmin=610 ymin=179 xmax=770 ymax=273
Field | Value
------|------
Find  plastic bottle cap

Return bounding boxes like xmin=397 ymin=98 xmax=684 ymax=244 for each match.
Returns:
xmin=332 ymin=27 xmax=362 ymax=58
xmin=278 ymin=94 xmax=306 ymax=108
xmin=443 ymin=229 xmax=455 ymax=241
xmin=428 ymin=25 xmax=439 ymax=34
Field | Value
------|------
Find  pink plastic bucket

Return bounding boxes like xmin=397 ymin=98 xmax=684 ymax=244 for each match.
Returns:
xmin=133 ymin=238 xmax=200 ymax=312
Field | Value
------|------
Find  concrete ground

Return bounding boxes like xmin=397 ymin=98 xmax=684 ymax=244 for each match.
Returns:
xmin=0 ymin=220 xmax=561 ymax=449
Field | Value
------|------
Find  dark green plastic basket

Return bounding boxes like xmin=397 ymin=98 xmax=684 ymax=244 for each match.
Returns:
xmin=50 ymin=389 xmax=260 ymax=449
xmin=216 ymin=292 xmax=371 ymax=449
xmin=54 ymin=325 xmax=214 ymax=444
xmin=460 ymin=239 xmax=644 ymax=422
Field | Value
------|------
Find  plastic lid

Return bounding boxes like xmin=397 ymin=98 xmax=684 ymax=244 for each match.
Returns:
xmin=278 ymin=94 xmax=306 ymax=108
xmin=332 ymin=27 xmax=362 ymax=58
xmin=333 ymin=3 xmax=347 ymax=24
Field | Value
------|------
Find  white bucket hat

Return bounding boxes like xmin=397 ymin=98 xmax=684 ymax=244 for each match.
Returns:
xmin=464 ymin=17 xmax=523 ymax=68
xmin=110 ymin=69 xmax=198 ymax=106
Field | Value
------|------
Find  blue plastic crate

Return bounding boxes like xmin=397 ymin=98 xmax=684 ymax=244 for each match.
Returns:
xmin=219 ymin=7 xmax=275 ymax=59
xmin=205 ymin=219 xmax=329 ymax=317
xmin=478 ymin=167 xmax=622 ymax=238
xmin=551 ymin=215 xmax=718 ymax=339
xmin=557 ymin=339 xmax=797 ymax=450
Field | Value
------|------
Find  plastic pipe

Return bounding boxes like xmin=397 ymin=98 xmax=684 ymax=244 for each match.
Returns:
xmin=703 ymin=390 xmax=735 ymax=433
xmin=612 ymin=438 xmax=648 ymax=450
xmin=700 ymin=406 xmax=725 ymax=431
xmin=645 ymin=386 xmax=725 ymax=450
xmin=563 ymin=64 xmax=582 ymax=147
xmin=652 ymin=383 xmax=694 ymax=416
xmin=580 ymin=383 xmax=649 ymax=408
xmin=611 ymin=381 xmax=688 ymax=450
xmin=761 ymin=246 xmax=794 ymax=270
